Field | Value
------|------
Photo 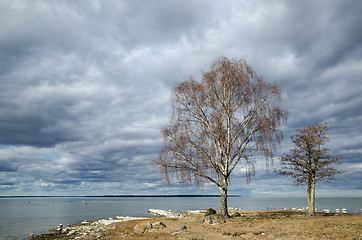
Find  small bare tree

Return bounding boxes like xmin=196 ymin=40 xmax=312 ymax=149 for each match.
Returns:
xmin=278 ymin=122 xmax=343 ymax=216
xmin=155 ymin=57 xmax=287 ymax=218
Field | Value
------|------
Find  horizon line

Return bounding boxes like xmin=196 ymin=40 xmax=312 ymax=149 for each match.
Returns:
xmin=0 ymin=194 xmax=242 ymax=198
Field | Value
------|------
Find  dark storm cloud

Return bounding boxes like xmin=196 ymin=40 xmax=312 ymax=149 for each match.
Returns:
xmin=0 ymin=0 xmax=210 ymax=147
xmin=0 ymin=0 xmax=361 ymax=196
xmin=278 ymin=1 xmax=362 ymax=69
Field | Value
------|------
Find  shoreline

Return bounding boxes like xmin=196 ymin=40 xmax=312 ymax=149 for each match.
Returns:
xmin=31 ymin=209 xmax=362 ymax=239
xmin=30 ymin=216 xmax=151 ymax=239
xmin=30 ymin=209 xmax=196 ymax=239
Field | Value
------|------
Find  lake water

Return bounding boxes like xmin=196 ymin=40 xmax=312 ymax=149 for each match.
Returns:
xmin=0 ymin=196 xmax=361 ymax=239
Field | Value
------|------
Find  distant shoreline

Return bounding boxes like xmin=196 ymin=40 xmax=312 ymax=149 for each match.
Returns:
xmin=0 ymin=194 xmax=241 ymax=198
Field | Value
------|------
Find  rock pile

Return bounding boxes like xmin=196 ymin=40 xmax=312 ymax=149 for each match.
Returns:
xmin=133 ymin=221 xmax=167 ymax=233
xmin=203 ymin=208 xmax=221 ymax=224
xmin=203 ymin=213 xmax=221 ymax=224
xmin=202 ymin=208 xmax=242 ymax=224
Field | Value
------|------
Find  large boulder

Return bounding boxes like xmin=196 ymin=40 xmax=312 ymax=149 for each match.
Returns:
xmin=203 ymin=213 xmax=221 ymax=224
xmin=204 ymin=208 xmax=217 ymax=216
xmin=152 ymin=222 xmax=167 ymax=229
xmin=134 ymin=222 xmax=152 ymax=233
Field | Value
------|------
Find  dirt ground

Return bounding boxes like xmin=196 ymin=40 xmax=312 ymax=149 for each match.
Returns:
xmin=104 ymin=211 xmax=362 ymax=240
xmin=34 ymin=210 xmax=362 ymax=240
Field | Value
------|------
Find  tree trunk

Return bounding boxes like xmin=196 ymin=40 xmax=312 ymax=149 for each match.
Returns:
xmin=220 ymin=179 xmax=229 ymax=219
xmin=307 ymin=179 xmax=315 ymax=216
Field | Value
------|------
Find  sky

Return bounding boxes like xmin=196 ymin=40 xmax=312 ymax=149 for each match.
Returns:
xmin=0 ymin=0 xmax=361 ymax=198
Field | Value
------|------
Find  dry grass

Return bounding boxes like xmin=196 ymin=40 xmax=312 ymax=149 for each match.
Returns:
xmin=34 ymin=210 xmax=362 ymax=239
xmin=103 ymin=211 xmax=362 ymax=240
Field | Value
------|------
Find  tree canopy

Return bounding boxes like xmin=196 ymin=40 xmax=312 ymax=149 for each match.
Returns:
xmin=278 ymin=122 xmax=343 ymax=216
xmin=155 ymin=57 xmax=287 ymax=218
xmin=279 ymin=122 xmax=343 ymax=185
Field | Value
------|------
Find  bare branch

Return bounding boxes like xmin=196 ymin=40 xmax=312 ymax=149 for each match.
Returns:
xmin=154 ymin=57 xmax=287 ymax=218
xmin=277 ymin=122 xmax=344 ymax=216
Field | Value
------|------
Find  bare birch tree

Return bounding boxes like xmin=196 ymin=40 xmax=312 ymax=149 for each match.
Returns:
xmin=278 ymin=122 xmax=343 ymax=216
xmin=155 ymin=57 xmax=287 ymax=218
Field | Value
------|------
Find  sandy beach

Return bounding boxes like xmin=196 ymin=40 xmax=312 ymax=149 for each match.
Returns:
xmin=31 ymin=209 xmax=362 ymax=240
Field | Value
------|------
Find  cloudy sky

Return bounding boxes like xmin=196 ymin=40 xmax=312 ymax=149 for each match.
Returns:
xmin=0 ymin=0 xmax=361 ymax=198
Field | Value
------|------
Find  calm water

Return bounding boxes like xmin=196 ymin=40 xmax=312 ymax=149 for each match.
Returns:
xmin=0 ymin=196 xmax=361 ymax=239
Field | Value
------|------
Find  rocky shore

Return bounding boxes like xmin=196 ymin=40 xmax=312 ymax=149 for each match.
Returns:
xmin=31 ymin=209 xmax=362 ymax=239
xmin=30 ymin=216 xmax=149 ymax=239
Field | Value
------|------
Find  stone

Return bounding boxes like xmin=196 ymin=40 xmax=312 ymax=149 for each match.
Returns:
xmin=67 ymin=230 xmax=77 ymax=235
xmin=96 ymin=233 xmax=105 ymax=238
xmin=230 ymin=212 xmax=241 ymax=218
xmin=203 ymin=214 xmax=221 ymax=224
xmin=152 ymin=222 xmax=167 ymax=229
xmin=134 ymin=222 xmax=152 ymax=233
xmin=145 ymin=222 xmax=153 ymax=230
xmin=28 ymin=233 xmax=34 ymax=239
xmin=176 ymin=225 xmax=187 ymax=231
xmin=56 ymin=224 xmax=63 ymax=232
xmin=204 ymin=208 xmax=217 ymax=216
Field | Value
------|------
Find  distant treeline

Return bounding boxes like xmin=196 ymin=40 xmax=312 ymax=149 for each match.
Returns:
xmin=98 ymin=195 xmax=241 ymax=198
xmin=1 ymin=194 xmax=241 ymax=198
